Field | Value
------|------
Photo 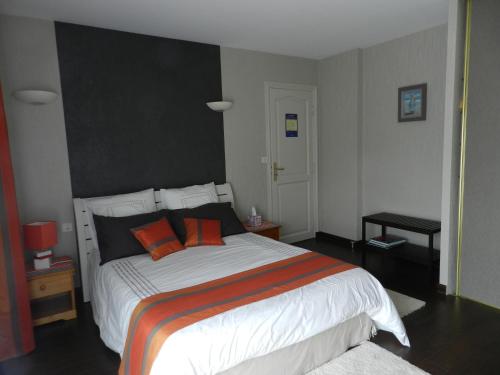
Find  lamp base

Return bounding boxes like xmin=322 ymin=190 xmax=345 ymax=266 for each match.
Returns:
xmin=33 ymin=250 xmax=53 ymax=270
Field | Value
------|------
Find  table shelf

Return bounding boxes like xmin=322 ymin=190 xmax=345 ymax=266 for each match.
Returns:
xmin=361 ymin=243 xmax=440 ymax=266
xmin=361 ymin=212 xmax=441 ymax=286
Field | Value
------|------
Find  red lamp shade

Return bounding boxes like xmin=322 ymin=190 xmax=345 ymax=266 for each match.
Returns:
xmin=23 ymin=221 xmax=57 ymax=251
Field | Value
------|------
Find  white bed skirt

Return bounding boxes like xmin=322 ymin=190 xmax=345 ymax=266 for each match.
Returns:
xmin=220 ymin=313 xmax=374 ymax=375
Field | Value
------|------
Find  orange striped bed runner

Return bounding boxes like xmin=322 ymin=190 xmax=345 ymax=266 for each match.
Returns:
xmin=119 ymin=252 xmax=357 ymax=375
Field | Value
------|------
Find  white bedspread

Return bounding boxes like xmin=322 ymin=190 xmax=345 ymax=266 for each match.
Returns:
xmin=89 ymin=233 xmax=409 ymax=375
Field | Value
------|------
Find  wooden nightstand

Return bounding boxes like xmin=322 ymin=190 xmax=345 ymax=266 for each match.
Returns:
xmin=26 ymin=256 xmax=77 ymax=326
xmin=244 ymin=221 xmax=281 ymax=241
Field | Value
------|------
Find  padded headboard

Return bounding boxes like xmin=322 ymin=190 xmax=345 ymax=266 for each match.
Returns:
xmin=74 ymin=183 xmax=234 ymax=302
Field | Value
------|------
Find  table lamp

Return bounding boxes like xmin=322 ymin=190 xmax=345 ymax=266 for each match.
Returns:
xmin=23 ymin=221 xmax=57 ymax=270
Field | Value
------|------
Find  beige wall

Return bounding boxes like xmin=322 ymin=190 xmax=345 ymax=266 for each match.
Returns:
xmin=0 ymin=15 xmax=77 ymax=267
xmin=317 ymin=25 xmax=447 ymax=278
xmin=440 ymin=0 xmax=465 ymax=290
xmin=220 ymin=47 xmax=317 ymax=219
xmin=362 ymin=25 xmax=447 ymax=244
xmin=317 ymin=49 xmax=362 ymax=240
xmin=460 ymin=0 xmax=500 ymax=307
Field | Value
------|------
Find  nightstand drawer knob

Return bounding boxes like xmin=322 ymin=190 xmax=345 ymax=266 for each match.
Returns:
xmin=39 ymin=284 xmax=47 ymax=291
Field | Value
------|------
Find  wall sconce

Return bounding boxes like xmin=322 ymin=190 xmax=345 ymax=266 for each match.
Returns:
xmin=206 ymin=101 xmax=233 ymax=112
xmin=12 ymin=90 xmax=58 ymax=105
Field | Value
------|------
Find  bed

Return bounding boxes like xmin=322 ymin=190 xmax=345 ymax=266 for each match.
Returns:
xmin=74 ymin=183 xmax=409 ymax=375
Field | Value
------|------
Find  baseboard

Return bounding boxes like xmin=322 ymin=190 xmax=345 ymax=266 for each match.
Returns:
xmin=315 ymin=231 xmax=360 ymax=249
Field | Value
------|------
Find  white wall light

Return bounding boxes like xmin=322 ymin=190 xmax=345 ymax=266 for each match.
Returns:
xmin=206 ymin=101 xmax=233 ymax=112
xmin=12 ymin=90 xmax=58 ymax=105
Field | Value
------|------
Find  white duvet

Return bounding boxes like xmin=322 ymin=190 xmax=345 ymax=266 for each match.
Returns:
xmin=89 ymin=233 xmax=409 ymax=375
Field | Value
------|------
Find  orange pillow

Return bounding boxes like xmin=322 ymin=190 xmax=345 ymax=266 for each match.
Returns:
xmin=184 ymin=218 xmax=225 ymax=247
xmin=131 ymin=218 xmax=185 ymax=260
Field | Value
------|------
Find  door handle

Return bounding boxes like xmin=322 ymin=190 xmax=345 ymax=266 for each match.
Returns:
xmin=273 ymin=162 xmax=285 ymax=182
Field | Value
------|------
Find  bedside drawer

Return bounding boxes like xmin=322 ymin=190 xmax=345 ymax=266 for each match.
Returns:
xmin=256 ymin=227 xmax=280 ymax=241
xmin=29 ymin=272 xmax=73 ymax=299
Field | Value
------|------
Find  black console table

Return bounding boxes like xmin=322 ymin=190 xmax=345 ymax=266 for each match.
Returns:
xmin=361 ymin=212 xmax=441 ymax=285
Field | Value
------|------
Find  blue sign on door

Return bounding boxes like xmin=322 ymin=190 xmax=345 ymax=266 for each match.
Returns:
xmin=285 ymin=113 xmax=298 ymax=137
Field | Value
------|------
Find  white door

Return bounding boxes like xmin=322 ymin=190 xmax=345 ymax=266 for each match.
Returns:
xmin=265 ymin=82 xmax=317 ymax=243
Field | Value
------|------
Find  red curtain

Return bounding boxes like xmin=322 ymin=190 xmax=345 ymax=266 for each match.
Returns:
xmin=0 ymin=84 xmax=35 ymax=360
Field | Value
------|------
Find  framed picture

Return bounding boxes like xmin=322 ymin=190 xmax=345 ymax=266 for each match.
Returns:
xmin=398 ymin=83 xmax=427 ymax=122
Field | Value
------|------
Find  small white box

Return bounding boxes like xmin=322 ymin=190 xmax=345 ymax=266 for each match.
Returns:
xmin=34 ymin=257 xmax=51 ymax=270
xmin=33 ymin=249 xmax=53 ymax=270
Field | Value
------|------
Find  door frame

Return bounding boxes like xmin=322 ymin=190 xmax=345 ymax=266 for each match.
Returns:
xmin=264 ymin=81 xmax=319 ymax=242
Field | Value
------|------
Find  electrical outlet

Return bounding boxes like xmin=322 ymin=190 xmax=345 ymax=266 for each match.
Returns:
xmin=62 ymin=223 xmax=73 ymax=233
xmin=260 ymin=156 xmax=269 ymax=164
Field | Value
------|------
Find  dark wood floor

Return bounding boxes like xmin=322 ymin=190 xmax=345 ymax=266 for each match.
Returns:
xmin=2 ymin=237 xmax=500 ymax=374
xmin=297 ymin=238 xmax=500 ymax=375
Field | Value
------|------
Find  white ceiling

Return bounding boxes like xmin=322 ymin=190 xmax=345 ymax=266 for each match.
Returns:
xmin=0 ymin=0 xmax=449 ymax=59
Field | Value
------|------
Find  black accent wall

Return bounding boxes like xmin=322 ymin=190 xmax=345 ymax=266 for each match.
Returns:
xmin=55 ymin=22 xmax=225 ymax=198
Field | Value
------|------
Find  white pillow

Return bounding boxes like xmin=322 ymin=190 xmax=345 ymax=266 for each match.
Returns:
xmin=83 ymin=188 xmax=157 ymax=249
xmin=158 ymin=182 xmax=219 ymax=210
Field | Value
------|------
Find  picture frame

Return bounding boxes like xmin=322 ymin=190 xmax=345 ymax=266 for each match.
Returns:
xmin=398 ymin=83 xmax=427 ymax=122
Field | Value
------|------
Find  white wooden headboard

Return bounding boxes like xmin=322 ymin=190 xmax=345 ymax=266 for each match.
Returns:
xmin=74 ymin=183 xmax=234 ymax=302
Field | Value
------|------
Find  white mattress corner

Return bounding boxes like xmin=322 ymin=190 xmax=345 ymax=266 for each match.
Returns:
xmin=89 ymin=232 xmax=409 ymax=374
